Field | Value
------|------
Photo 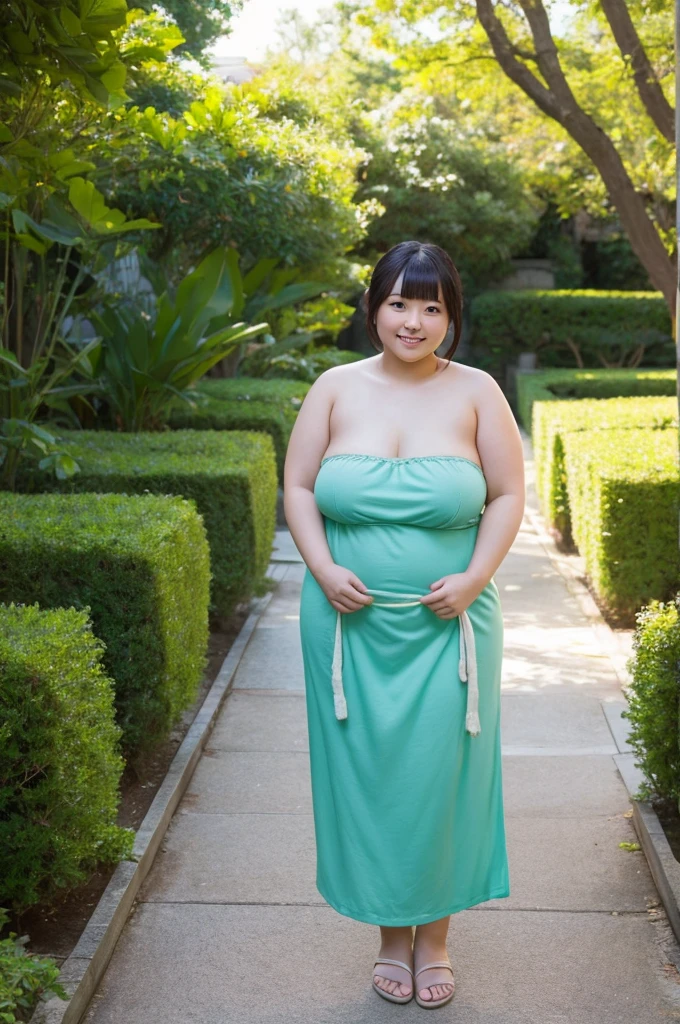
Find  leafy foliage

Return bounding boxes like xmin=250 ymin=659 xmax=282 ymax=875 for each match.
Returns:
xmin=134 ymin=0 xmax=244 ymax=65
xmin=0 ymin=906 xmax=68 ymax=1023
xmin=623 ymin=596 xmax=680 ymax=804
xmin=95 ymin=62 xmax=371 ymax=280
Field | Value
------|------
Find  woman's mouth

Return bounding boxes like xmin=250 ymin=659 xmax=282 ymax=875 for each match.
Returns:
xmin=397 ymin=334 xmax=425 ymax=346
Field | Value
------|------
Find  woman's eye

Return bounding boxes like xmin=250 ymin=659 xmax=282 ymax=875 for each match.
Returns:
xmin=389 ymin=302 xmax=441 ymax=312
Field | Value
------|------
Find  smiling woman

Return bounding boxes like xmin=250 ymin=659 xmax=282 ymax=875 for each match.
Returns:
xmin=284 ymin=239 xmax=525 ymax=1009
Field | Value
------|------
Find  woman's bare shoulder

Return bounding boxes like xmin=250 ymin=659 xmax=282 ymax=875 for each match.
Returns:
xmin=453 ymin=362 xmax=506 ymax=401
xmin=451 ymin=361 xmax=494 ymax=384
xmin=315 ymin=355 xmax=378 ymax=390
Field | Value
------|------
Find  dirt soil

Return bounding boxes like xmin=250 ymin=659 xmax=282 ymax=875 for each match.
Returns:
xmin=2 ymin=605 xmax=250 ymax=963
xmin=652 ymin=797 xmax=680 ymax=865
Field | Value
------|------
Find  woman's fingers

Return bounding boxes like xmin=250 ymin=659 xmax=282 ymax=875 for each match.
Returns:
xmin=333 ymin=588 xmax=373 ymax=613
xmin=333 ymin=591 xmax=364 ymax=612
xmin=348 ymin=580 xmax=373 ymax=605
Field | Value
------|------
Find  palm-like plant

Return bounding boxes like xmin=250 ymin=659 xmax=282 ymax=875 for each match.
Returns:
xmin=89 ymin=246 xmax=331 ymax=429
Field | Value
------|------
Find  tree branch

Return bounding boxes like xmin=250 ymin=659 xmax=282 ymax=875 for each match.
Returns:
xmin=474 ymin=0 xmax=564 ymax=120
xmin=599 ymin=0 xmax=674 ymax=143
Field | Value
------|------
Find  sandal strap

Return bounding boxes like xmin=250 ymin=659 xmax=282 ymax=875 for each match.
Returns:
xmin=415 ymin=960 xmax=454 ymax=975
xmin=374 ymin=957 xmax=414 ymax=976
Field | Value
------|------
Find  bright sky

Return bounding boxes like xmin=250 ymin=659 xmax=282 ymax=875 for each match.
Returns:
xmin=209 ymin=0 xmax=575 ymax=62
xmin=209 ymin=0 xmax=332 ymax=61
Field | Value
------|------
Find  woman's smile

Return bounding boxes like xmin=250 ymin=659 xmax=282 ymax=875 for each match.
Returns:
xmin=397 ymin=334 xmax=425 ymax=346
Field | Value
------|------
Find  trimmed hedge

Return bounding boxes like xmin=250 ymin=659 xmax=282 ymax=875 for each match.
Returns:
xmin=532 ymin=396 xmax=677 ymax=544
xmin=472 ymin=289 xmax=672 ymax=372
xmin=516 ymin=367 xmax=676 ymax=433
xmin=12 ymin=429 xmax=277 ymax=618
xmin=0 ymin=602 xmax=135 ymax=913
xmin=562 ymin=427 xmax=679 ymax=625
xmin=0 ymin=491 xmax=210 ymax=757
xmin=621 ymin=596 xmax=680 ymax=805
xmin=167 ymin=377 xmax=312 ymax=482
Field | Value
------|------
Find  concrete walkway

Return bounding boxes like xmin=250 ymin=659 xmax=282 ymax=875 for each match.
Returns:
xmin=83 ymin=436 xmax=680 ymax=1023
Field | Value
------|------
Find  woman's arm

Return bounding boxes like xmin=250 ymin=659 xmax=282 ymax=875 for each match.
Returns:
xmin=465 ymin=370 xmax=525 ymax=588
xmin=283 ymin=370 xmax=337 ymax=579
xmin=421 ymin=369 xmax=525 ymax=618
xmin=284 ymin=369 xmax=375 ymax=614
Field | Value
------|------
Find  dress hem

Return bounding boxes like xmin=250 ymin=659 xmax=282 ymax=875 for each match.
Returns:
xmin=316 ymin=881 xmax=511 ymax=927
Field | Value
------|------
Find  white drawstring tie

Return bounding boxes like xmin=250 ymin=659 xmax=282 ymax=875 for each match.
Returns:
xmin=331 ymin=588 xmax=481 ymax=736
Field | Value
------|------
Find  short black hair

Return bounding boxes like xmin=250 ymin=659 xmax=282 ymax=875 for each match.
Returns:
xmin=365 ymin=240 xmax=463 ymax=361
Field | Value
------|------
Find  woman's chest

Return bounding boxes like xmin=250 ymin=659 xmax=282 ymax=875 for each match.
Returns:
xmin=328 ymin=383 xmax=478 ymax=461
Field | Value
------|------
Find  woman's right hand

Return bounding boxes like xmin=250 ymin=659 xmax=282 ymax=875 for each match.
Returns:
xmin=314 ymin=563 xmax=374 ymax=614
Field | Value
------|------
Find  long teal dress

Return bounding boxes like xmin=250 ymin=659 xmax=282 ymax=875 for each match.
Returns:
xmin=299 ymin=453 xmax=509 ymax=927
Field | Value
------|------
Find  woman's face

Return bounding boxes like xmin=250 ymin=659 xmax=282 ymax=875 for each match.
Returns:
xmin=373 ymin=269 xmax=449 ymax=362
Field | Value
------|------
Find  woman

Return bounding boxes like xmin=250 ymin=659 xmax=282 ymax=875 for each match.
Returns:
xmin=283 ymin=240 xmax=525 ymax=1009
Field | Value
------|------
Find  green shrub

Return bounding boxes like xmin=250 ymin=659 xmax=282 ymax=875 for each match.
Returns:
xmin=622 ymin=596 xmax=680 ymax=805
xmin=168 ymin=378 xmax=311 ymax=482
xmin=516 ymin=367 xmax=676 ymax=433
xmin=562 ymin=427 xmax=679 ymax=625
xmin=472 ymin=290 xmax=672 ymax=374
xmin=238 ymin=344 xmax=363 ymax=383
xmin=0 ymin=907 xmax=68 ymax=1023
xmin=532 ymin=396 xmax=677 ymax=543
xmin=12 ymin=429 xmax=277 ymax=619
xmin=0 ymin=491 xmax=210 ymax=757
xmin=0 ymin=603 xmax=135 ymax=914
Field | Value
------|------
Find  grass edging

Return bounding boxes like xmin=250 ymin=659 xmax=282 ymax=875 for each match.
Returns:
xmin=28 ymin=560 xmax=288 ymax=1024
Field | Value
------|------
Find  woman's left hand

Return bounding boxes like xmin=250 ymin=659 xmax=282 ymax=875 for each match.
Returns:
xmin=419 ymin=570 xmax=488 ymax=620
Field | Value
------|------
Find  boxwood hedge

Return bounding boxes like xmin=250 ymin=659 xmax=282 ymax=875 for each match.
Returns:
xmin=168 ymin=377 xmax=311 ymax=483
xmin=0 ymin=602 xmax=135 ymax=913
xmin=532 ymin=396 xmax=677 ymax=545
xmin=516 ymin=367 xmax=676 ymax=433
xmin=622 ymin=596 xmax=680 ymax=806
xmin=562 ymin=427 xmax=679 ymax=625
xmin=472 ymin=290 xmax=672 ymax=374
xmin=13 ymin=428 xmax=277 ymax=618
xmin=0 ymin=491 xmax=210 ymax=757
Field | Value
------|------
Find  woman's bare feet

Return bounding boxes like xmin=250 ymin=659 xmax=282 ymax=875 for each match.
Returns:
xmin=413 ymin=915 xmax=455 ymax=1003
xmin=373 ymin=925 xmax=414 ymax=999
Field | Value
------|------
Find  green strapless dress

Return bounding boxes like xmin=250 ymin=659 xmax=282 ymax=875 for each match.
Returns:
xmin=299 ymin=453 xmax=509 ymax=926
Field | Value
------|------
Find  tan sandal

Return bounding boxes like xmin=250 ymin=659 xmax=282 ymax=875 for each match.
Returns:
xmin=372 ymin=956 xmax=415 ymax=1004
xmin=414 ymin=960 xmax=455 ymax=1009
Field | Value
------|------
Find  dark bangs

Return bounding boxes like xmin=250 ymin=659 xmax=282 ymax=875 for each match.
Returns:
xmin=365 ymin=241 xmax=463 ymax=361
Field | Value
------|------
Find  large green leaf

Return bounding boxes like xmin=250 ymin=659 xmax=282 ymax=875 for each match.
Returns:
xmin=78 ymin=0 xmax=129 ymax=35
xmin=245 ymin=281 xmax=330 ymax=321
xmin=68 ymin=177 xmax=160 ymax=234
xmin=242 ymin=257 xmax=279 ymax=296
